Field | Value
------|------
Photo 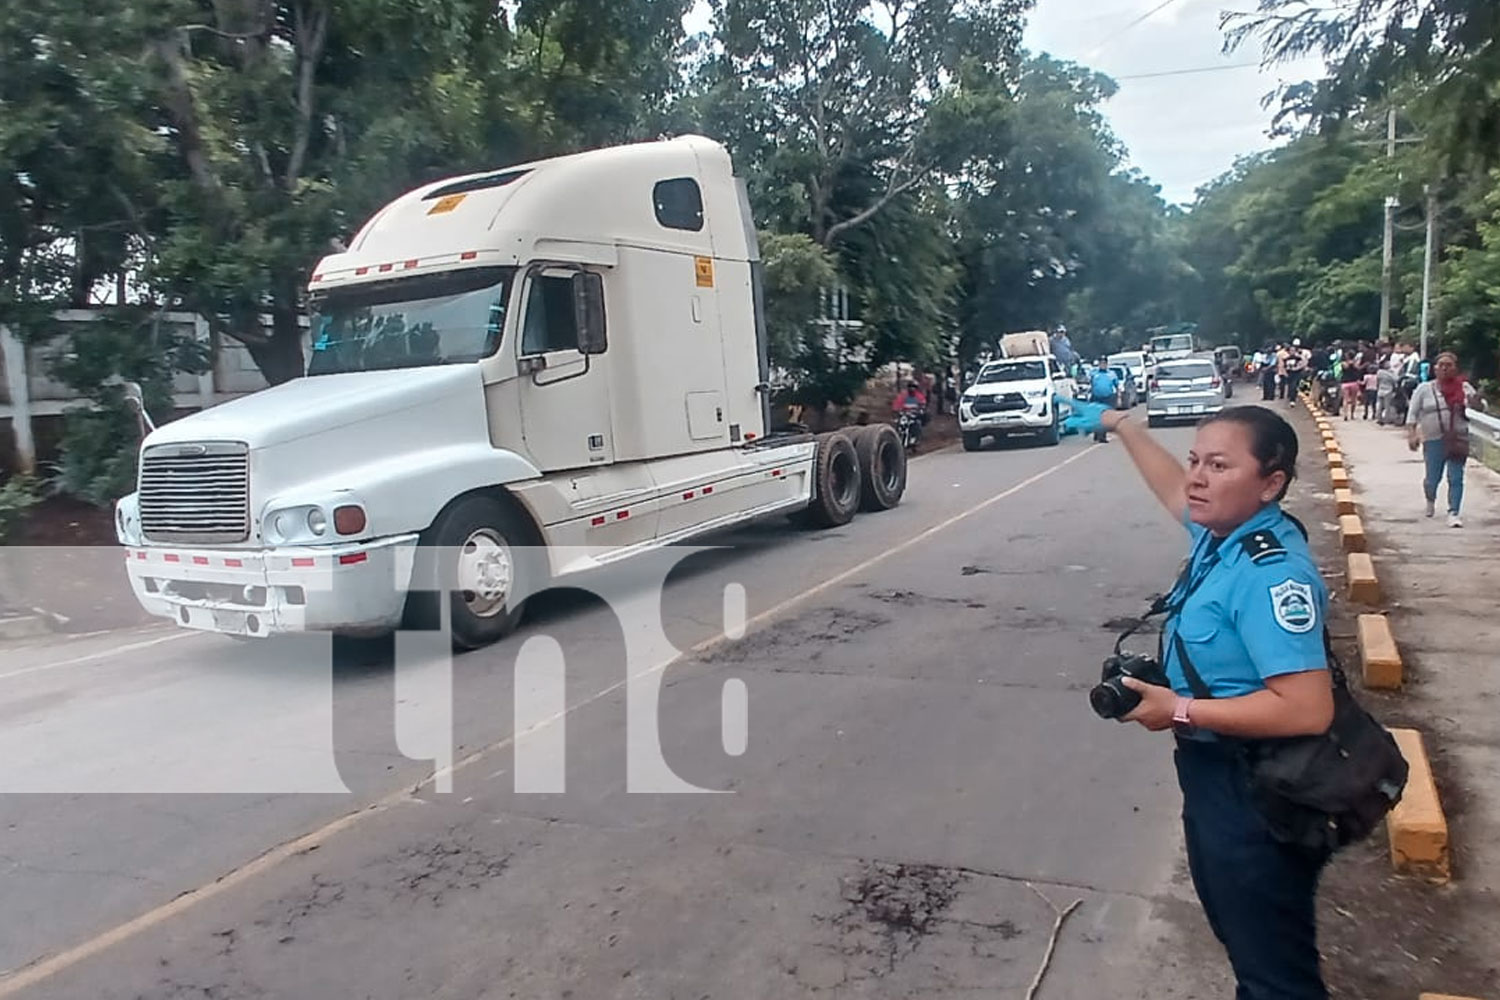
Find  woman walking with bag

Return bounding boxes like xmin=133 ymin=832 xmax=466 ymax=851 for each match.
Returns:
xmin=1406 ymin=352 xmax=1486 ymax=527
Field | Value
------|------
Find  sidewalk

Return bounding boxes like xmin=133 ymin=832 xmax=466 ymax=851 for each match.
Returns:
xmin=1327 ymin=411 xmax=1500 ymax=992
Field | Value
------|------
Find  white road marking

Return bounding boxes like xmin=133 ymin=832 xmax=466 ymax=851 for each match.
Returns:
xmin=0 ymin=442 xmax=1099 ymax=997
xmin=0 ymin=632 xmax=195 ymax=683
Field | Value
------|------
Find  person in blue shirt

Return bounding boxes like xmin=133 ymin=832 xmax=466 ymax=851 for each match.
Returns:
xmin=1092 ymin=402 xmax=1337 ymax=999
xmin=1088 ymin=360 xmax=1121 ymax=442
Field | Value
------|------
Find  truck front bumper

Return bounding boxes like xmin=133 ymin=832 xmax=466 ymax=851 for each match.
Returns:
xmin=123 ymin=534 xmax=420 ymax=638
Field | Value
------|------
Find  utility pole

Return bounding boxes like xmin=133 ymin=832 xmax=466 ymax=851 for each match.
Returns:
xmin=1420 ymin=184 xmax=1438 ymax=360
xmin=1378 ymin=107 xmax=1397 ymax=345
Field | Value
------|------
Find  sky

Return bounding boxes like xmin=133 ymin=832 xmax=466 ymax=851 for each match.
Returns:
xmin=682 ymin=0 xmax=1328 ymax=208
xmin=1023 ymin=0 xmax=1326 ymax=205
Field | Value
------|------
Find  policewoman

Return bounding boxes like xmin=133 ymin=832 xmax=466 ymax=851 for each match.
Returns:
xmin=1096 ymin=403 xmax=1337 ymax=999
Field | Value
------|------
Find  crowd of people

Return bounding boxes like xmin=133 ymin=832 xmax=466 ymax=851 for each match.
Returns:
xmin=1247 ymin=340 xmax=1432 ymax=424
xmin=1242 ymin=338 xmax=1488 ymax=526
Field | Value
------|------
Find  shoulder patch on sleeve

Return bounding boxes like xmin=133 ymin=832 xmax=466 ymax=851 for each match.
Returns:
xmin=1269 ymin=579 xmax=1317 ymax=633
xmin=1241 ymin=530 xmax=1287 ymax=564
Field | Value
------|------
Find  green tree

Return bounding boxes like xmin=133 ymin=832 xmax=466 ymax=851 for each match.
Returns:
xmin=1226 ymin=0 xmax=1500 ymax=171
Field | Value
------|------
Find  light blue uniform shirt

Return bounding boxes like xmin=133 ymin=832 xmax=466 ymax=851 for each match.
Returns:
xmin=1163 ymin=503 xmax=1329 ymax=701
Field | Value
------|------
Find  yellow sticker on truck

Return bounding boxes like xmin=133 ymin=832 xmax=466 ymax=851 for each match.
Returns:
xmin=427 ymin=194 xmax=467 ymax=215
xmin=695 ymin=256 xmax=715 ymax=288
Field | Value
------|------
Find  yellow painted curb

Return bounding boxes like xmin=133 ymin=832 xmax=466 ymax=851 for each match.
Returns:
xmin=1359 ymin=613 xmax=1403 ymax=689
xmin=1389 ymin=729 xmax=1450 ymax=883
xmin=1328 ymin=454 xmax=1344 ymax=470
xmin=1334 ymin=488 xmax=1356 ymax=515
xmin=1332 ymin=468 xmax=1350 ymax=489
xmin=1340 ymin=513 xmax=1367 ymax=552
xmin=1347 ymin=552 xmax=1381 ymax=605
xmin=1418 ymin=994 xmax=1483 ymax=999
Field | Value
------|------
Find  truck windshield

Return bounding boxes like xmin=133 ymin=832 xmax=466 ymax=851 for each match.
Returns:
xmin=307 ymin=266 xmax=515 ymax=375
xmin=1151 ymin=335 xmax=1193 ymax=354
xmin=977 ymin=361 xmax=1047 ymax=383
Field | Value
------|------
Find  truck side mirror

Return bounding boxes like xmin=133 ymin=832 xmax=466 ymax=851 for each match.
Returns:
xmin=573 ymin=272 xmax=607 ymax=355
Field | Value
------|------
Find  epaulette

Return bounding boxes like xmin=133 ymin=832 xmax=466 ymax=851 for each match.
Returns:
xmin=1242 ymin=530 xmax=1287 ymax=564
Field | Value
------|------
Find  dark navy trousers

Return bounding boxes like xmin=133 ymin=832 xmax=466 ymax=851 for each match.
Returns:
xmin=1174 ymin=737 xmax=1331 ymax=999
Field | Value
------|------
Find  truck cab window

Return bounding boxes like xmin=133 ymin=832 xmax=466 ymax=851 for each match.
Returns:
xmin=521 ymin=274 xmax=581 ymax=355
xmin=653 ymin=178 xmax=704 ymax=232
xmin=307 ymin=266 xmax=513 ymax=376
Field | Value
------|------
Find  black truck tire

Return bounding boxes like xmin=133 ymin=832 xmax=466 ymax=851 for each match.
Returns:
xmin=404 ymin=493 xmax=541 ymax=650
xmin=850 ymin=423 xmax=907 ymax=512
xmin=803 ymin=431 xmax=861 ymax=528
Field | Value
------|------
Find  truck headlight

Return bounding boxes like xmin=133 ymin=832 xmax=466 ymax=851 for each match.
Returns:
xmin=264 ymin=504 xmax=330 ymax=546
xmin=114 ymin=494 xmax=142 ymax=546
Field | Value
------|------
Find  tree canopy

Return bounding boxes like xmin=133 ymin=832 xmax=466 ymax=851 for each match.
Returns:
xmin=5 ymin=0 xmax=1499 ymax=504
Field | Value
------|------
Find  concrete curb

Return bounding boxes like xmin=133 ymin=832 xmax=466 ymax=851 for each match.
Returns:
xmin=1314 ymin=413 xmax=1462 ymax=892
xmin=1339 ymin=513 xmax=1367 ymax=552
xmin=1418 ymin=994 xmax=1484 ymax=999
xmin=1388 ymin=729 xmax=1451 ymax=883
xmin=1347 ymin=552 xmax=1381 ymax=605
xmin=1358 ymin=613 xmax=1403 ymax=688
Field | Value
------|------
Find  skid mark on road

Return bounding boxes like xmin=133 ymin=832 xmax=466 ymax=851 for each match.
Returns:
xmin=0 ymin=443 xmax=1101 ymax=998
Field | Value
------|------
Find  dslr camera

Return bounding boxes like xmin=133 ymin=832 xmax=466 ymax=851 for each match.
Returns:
xmin=1089 ymin=651 xmax=1171 ymax=720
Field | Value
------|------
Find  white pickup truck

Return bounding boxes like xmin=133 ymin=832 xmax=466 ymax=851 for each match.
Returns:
xmin=114 ymin=136 xmax=908 ymax=649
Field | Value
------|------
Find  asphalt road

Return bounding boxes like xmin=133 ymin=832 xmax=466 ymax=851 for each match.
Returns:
xmin=0 ymin=422 xmax=1237 ymax=999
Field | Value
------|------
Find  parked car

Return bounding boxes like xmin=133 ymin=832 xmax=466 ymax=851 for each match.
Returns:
xmin=1146 ymin=358 xmax=1226 ymax=426
xmin=960 ymin=355 xmax=1073 ymax=449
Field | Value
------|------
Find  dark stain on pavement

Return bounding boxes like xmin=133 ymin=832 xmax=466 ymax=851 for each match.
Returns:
xmin=866 ymin=589 xmax=987 ymax=609
xmin=829 ymin=862 xmax=965 ymax=977
xmin=699 ymin=607 xmax=891 ymax=664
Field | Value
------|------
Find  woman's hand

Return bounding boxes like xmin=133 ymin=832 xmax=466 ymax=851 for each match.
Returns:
xmin=1121 ymin=678 xmax=1176 ymax=732
xmin=1407 ymin=429 xmax=1420 ymax=452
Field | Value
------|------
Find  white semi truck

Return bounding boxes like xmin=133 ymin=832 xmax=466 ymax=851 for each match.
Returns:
xmin=114 ymin=136 xmax=909 ymax=649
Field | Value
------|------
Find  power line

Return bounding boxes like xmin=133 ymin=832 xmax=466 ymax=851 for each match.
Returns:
xmin=1114 ymin=62 xmax=1264 ymax=81
xmin=1085 ymin=0 xmax=1187 ymax=59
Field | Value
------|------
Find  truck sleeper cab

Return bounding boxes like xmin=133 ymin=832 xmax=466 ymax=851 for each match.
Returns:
xmin=117 ymin=136 xmax=909 ymax=649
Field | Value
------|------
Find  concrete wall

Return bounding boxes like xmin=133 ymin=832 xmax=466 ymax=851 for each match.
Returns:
xmin=0 ymin=310 xmax=304 ymax=475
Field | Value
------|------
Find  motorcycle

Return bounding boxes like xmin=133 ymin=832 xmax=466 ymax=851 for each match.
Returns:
xmin=895 ymin=408 xmax=923 ymax=450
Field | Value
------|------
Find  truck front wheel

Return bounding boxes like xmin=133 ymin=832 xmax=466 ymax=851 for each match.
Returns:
xmin=406 ymin=495 xmax=538 ymax=650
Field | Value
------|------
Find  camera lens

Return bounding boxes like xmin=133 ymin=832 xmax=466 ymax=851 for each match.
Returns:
xmin=1089 ymin=684 xmax=1122 ymax=719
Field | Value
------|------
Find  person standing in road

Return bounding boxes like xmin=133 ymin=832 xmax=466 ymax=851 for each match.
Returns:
xmin=1089 ymin=360 xmax=1121 ymax=443
xmin=1284 ymin=339 xmax=1310 ymax=406
xmin=1092 ymin=403 xmax=1337 ymax=1000
xmin=1260 ymin=345 xmax=1279 ymax=401
xmin=1339 ymin=356 xmax=1363 ymax=421
xmin=1375 ymin=358 xmax=1398 ymax=425
xmin=1405 ymin=352 xmax=1486 ymax=527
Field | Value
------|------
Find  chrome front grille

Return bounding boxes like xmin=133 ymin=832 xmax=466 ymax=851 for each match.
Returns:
xmin=139 ymin=442 xmax=250 ymax=544
xmin=972 ymin=393 xmax=1028 ymax=414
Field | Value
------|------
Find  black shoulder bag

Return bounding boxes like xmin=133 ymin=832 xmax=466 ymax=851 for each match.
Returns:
xmin=1163 ymin=519 xmax=1409 ymax=854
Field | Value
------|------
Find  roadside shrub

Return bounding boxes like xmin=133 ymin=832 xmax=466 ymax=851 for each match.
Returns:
xmin=0 ymin=473 xmax=41 ymax=543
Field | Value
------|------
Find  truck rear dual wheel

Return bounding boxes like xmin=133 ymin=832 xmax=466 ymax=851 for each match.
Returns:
xmin=802 ymin=431 xmax=862 ymax=528
xmin=405 ymin=494 xmax=542 ymax=650
xmin=848 ymin=423 xmax=906 ymax=511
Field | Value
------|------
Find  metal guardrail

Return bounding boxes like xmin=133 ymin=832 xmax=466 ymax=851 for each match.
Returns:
xmin=1470 ymin=409 xmax=1500 ymax=472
